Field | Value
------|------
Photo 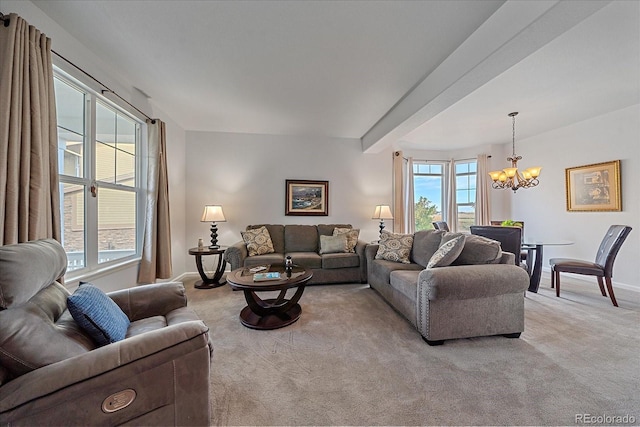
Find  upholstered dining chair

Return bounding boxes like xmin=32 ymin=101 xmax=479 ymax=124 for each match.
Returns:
xmin=549 ymin=225 xmax=632 ymax=307
xmin=490 ymin=220 xmax=529 ymax=272
xmin=470 ymin=225 xmax=524 ymax=267
xmin=432 ymin=221 xmax=450 ymax=231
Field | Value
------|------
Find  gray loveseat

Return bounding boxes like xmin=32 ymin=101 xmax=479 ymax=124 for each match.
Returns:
xmin=366 ymin=229 xmax=530 ymax=345
xmin=224 ymin=224 xmax=367 ymax=285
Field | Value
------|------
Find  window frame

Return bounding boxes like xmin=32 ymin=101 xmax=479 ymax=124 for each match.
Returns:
xmin=412 ymin=160 xmax=446 ymax=231
xmin=454 ymin=159 xmax=477 ymax=232
xmin=54 ymin=67 xmax=148 ymax=282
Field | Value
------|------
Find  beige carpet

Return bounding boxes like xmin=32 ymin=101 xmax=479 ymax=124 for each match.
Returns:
xmin=184 ymin=274 xmax=640 ymax=426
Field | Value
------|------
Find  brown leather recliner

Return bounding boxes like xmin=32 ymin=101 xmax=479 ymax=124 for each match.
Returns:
xmin=0 ymin=239 xmax=212 ymax=426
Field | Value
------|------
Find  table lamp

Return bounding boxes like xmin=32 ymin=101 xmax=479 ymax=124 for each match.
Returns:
xmin=201 ymin=205 xmax=226 ymax=248
xmin=372 ymin=205 xmax=393 ymax=237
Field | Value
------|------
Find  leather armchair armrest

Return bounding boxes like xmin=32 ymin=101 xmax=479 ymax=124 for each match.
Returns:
xmin=108 ymin=282 xmax=187 ymax=321
xmin=0 ymin=321 xmax=210 ymax=416
xmin=418 ymin=264 xmax=529 ymax=301
xmin=223 ymin=241 xmax=248 ymax=270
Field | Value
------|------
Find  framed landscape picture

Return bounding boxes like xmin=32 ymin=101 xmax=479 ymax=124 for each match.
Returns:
xmin=285 ymin=179 xmax=328 ymax=216
xmin=566 ymin=160 xmax=621 ymax=212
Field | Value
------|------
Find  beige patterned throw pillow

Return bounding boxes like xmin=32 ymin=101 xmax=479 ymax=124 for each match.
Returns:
xmin=333 ymin=227 xmax=359 ymax=253
xmin=241 ymin=226 xmax=275 ymax=257
xmin=375 ymin=231 xmax=414 ymax=264
xmin=427 ymin=235 xmax=465 ymax=268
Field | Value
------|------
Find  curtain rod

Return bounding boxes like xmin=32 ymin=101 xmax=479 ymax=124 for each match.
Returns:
xmin=1 ymin=10 xmax=155 ymax=122
xmin=53 ymin=50 xmax=155 ymax=123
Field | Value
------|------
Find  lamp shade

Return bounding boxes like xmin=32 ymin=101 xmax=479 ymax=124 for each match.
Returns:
xmin=372 ymin=205 xmax=393 ymax=220
xmin=201 ymin=205 xmax=226 ymax=222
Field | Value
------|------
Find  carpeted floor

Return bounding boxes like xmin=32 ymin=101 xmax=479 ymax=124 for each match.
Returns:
xmin=184 ymin=273 xmax=640 ymax=426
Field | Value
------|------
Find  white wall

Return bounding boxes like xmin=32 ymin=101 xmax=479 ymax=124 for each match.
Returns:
xmin=504 ymin=105 xmax=640 ymax=288
xmin=184 ymin=131 xmax=392 ymax=272
xmin=3 ymin=0 xmax=189 ymax=290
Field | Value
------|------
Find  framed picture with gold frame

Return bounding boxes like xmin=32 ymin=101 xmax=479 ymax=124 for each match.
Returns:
xmin=565 ymin=160 xmax=621 ymax=212
xmin=285 ymin=179 xmax=329 ymax=216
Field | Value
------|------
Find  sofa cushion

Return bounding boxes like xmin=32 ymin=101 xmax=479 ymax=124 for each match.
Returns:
xmin=0 ymin=282 xmax=95 ymax=378
xmin=389 ymin=270 xmax=421 ymax=300
xmin=375 ymin=231 xmax=414 ymax=264
xmin=442 ymin=232 xmax=503 ymax=265
xmin=322 ymin=252 xmax=360 ymax=269
xmin=317 ymin=224 xmax=352 ymax=237
xmin=427 ymin=235 xmax=465 ymax=268
xmin=247 ymin=224 xmax=285 ymax=253
xmin=333 ymin=227 xmax=359 ymax=253
xmin=67 ymin=284 xmax=131 ymax=347
xmin=285 ymin=225 xmax=319 ymax=252
xmin=242 ymin=226 xmax=276 ymax=256
xmin=287 ymin=252 xmax=322 ymax=269
xmin=411 ymin=230 xmax=445 ymax=267
xmin=319 ymin=234 xmax=348 ymax=254
xmin=243 ymin=253 xmax=285 ymax=267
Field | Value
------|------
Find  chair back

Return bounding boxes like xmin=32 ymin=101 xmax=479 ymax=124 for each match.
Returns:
xmin=595 ymin=225 xmax=632 ymax=277
xmin=490 ymin=220 xmax=524 ymax=237
xmin=432 ymin=221 xmax=450 ymax=231
xmin=470 ymin=225 xmax=522 ymax=265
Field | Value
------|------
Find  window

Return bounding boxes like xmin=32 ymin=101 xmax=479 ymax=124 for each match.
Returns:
xmin=455 ymin=160 xmax=477 ymax=232
xmin=55 ymin=73 xmax=145 ymax=275
xmin=411 ymin=159 xmax=477 ymax=232
xmin=413 ymin=161 xmax=445 ymax=231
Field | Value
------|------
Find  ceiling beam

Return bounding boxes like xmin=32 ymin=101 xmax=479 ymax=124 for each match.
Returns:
xmin=361 ymin=0 xmax=612 ymax=154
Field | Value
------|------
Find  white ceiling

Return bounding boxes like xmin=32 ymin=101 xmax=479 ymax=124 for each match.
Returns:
xmin=31 ymin=0 xmax=640 ymax=151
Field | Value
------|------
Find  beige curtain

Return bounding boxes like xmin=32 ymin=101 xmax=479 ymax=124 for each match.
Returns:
xmin=0 ymin=13 xmax=60 ymax=245
xmin=445 ymin=159 xmax=458 ymax=232
xmin=392 ymin=151 xmax=404 ymax=233
xmin=403 ymin=156 xmax=415 ymax=234
xmin=138 ymin=119 xmax=172 ymax=283
xmin=475 ymin=154 xmax=491 ymax=225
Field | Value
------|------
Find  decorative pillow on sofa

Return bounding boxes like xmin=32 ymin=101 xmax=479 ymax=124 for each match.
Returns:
xmin=241 ymin=226 xmax=275 ymax=256
xmin=441 ymin=232 xmax=503 ymax=265
xmin=333 ymin=227 xmax=359 ymax=253
xmin=67 ymin=283 xmax=130 ymax=347
xmin=427 ymin=235 xmax=465 ymax=268
xmin=375 ymin=231 xmax=414 ymax=264
xmin=319 ymin=234 xmax=348 ymax=254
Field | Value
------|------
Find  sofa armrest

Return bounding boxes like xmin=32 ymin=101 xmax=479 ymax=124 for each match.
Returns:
xmin=108 ymin=282 xmax=187 ymax=321
xmin=224 ymin=240 xmax=248 ymax=270
xmin=418 ymin=264 xmax=529 ymax=301
xmin=354 ymin=240 xmax=368 ymax=282
xmin=0 ymin=321 xmax=210 ymax=420
xmin=365 ymin=243 xmax=379 ymax=264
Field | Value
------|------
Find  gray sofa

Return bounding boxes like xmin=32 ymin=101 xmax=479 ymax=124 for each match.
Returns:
xmin=0 ymin=239 xmax=212 ymax=426
xmin=224 ymin=224 xmax=367 ymax=285
xmin=366 ymin=229 xmax=530 ymax=345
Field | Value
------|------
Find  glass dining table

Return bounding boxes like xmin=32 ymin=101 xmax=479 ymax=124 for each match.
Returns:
xmin=522 ymin=240 xmax=574 ymax=292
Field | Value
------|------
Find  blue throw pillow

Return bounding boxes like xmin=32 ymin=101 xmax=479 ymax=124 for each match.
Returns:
xmin=67 ymin=283 xmax=130 ymax=347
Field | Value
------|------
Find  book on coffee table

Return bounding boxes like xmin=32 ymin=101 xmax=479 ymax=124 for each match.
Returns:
xmin=253 ymin=272 xmax=281 ymax=282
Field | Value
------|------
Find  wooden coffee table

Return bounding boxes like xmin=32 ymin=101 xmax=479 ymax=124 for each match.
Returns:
xmin=226 ymin=264 xmax=313 ymax=330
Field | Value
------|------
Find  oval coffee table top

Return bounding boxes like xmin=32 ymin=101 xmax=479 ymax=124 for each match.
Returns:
xmin=227 ymin=264 xmax=313 ymax=291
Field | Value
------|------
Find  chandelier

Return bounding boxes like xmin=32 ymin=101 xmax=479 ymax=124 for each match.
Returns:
xmin=489 ymin=112 xmax=541 ymax=192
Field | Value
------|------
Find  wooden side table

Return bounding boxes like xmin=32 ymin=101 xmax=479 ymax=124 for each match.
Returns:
xmin=188 ymin=247 xmax=227 ymax=289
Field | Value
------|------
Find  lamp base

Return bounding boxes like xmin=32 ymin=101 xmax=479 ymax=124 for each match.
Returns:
xmin=379 ymin=219 xmax=385 ymax=237
xmin=209 ymin=222 xmax=219 ymax=248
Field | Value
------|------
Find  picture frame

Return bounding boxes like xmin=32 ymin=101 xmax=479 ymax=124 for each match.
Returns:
xmin=565 ymin=160 xmax=621 ymax=212
xmin=285 ymin=179 xmax=329 ymax=216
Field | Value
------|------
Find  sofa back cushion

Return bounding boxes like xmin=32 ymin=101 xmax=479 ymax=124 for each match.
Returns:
xmin=285 ymin=225 xmax=319 ymax=252
xmin=0 ymin=282 xmax=95 ymax=380
xmin=247 ymin=224 xmax=285 ymax=253
xmin=0 ymin=239 xmax=67 ymax=309
xmin=317 ymin=224 xmax=352 ymax=237
xmin=411 ymin=230 xmax=445 ymax=267
xmin=442 ymin=232 xmax=503 ymax=265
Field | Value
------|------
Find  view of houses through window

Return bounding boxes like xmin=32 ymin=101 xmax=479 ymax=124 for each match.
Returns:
xmin=413 ymin=159 xmax=476 ymax=232
xmin=55 ymin=74 xmax=143 ymax=273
